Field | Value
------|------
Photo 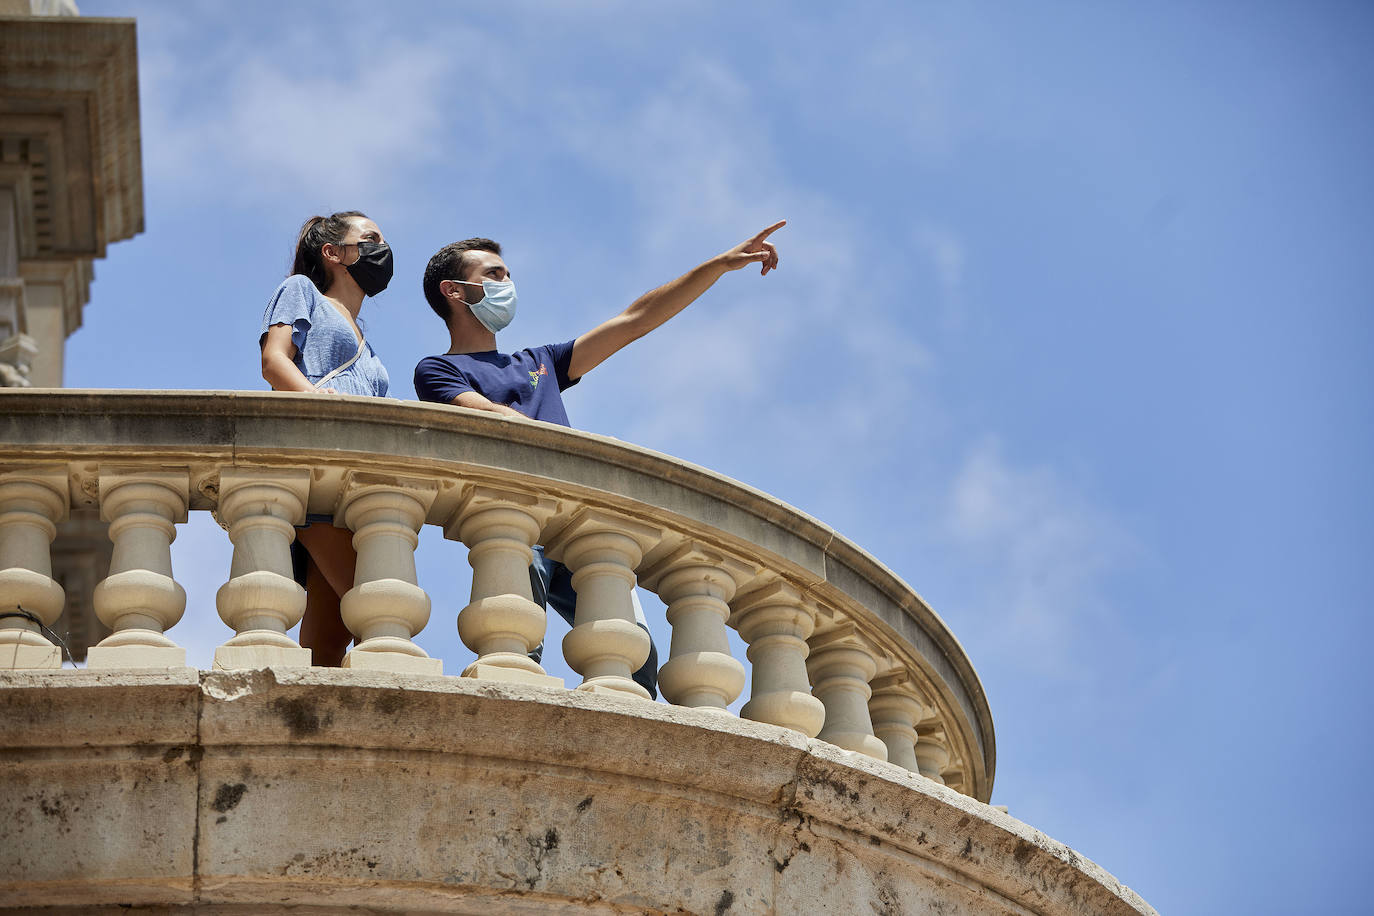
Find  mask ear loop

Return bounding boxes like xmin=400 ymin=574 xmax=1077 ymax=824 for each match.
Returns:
xmin=447 ymin=279 xmax=485 ymax=308
xmin=322 ymin=240 xmax=362 ymax=269
xmin=336 ymin=241 xmax=362 ymax=268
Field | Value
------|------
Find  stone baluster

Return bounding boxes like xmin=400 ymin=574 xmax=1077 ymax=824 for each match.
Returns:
xmin=543 ymin=508 xmax=659 ymax=699
xmin=88 ymin=468 xmax=190 ymax=669
xmin=913 ymin=719 xmax=951 ymax=785
xmin=447 ymin=485 xmax=562 ymax=688
xmin=806 ymin=624 xmax=888 ymax=761
xmin=731 ymin=580 xmax=826 ymax=737
xmin=639 ymin=543 xmax=750 ymax=712
xmin=336 ymin=472 xmax=441 ymax=675
xmin=213 ymin=468 xmax=311 ymax=669
xmin=0 ymin=467 xmax=68 ymax=669
xmin=868 ymin=670 xmax=930 ymax=773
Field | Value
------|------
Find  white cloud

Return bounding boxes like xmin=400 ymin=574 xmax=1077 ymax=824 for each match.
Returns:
xmin=543 ymin=53 xmax=940 ymax=487
xmin=139 ymin=26 xmax=457 ymax=204
xmin=914 ymin=221 xmax=966 ymax=325
xmin=944 ymin=438 xmax=1135 ymax=673
xmin=213 ymin=54 xmax=450 ymax=198
xmin=552 ymin=56 xmax=789 ymax=250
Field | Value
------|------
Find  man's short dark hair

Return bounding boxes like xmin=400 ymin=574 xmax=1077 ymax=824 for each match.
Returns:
xmin=422 ymin=238 xmax=502 ymax=321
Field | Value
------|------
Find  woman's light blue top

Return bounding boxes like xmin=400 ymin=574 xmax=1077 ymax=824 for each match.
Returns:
xmin=259 ymin=274 xmax=390 ymax=397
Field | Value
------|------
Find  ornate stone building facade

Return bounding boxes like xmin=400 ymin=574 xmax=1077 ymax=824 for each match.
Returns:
xmin=0 ymin=0 xmax=141 ymax=388
xmin=0 ymin=0 xmax=138 ymax=660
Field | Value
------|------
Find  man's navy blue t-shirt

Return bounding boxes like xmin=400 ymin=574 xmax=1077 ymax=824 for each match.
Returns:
xmin=413 ymin=341 xmax=579 ymax=427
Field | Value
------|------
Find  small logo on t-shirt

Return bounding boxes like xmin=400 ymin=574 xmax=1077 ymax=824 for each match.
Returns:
xmin=528 ymin=364 xmax=549 ymax=389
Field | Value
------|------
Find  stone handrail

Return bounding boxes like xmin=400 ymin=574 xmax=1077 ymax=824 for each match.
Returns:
xmin=0 ymin=389 xmax=995 ymax=801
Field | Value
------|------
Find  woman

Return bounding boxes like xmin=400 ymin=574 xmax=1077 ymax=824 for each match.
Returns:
xmin=260 ymin=210 xmax=393 ymax=665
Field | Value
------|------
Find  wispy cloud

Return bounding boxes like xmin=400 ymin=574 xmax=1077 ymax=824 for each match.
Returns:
xmin=942 ymin=438 xmax=1135 ymax=674
xmin=139 ymin=29 xmax=456 ymax=204
xmin=914 ymin=221 xmax=967 ymax=327
xmin=545 ymin=54 xmax=938 ymax=493
xmin=552 ymin=56 xmax=792 ymax=250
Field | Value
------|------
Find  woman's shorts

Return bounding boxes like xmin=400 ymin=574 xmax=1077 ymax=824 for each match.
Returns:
xmin=290 ymin=515 xmax=337 ymax=588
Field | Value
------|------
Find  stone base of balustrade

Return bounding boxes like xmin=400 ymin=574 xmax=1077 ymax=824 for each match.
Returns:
xmin=576 ymin=681 xmax=654 ymax=700
xmin=85 ymin=644 xmax=188 ymax=669
xmin=0 ymin=642 xmax=61 ymax=669
xmin=0 ymin=668 xmax=1155 ymax=916
xmin=341 ymin=648 xmax=443 ymax=676
xmin=213 ymin=645 xmax=312 ymax=670
xmin=461 ymin=662 xmax=565 ymax=689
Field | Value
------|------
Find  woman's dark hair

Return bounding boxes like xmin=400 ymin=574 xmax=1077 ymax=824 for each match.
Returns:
xmin=291 ymin=210 xmax=368 ymax=293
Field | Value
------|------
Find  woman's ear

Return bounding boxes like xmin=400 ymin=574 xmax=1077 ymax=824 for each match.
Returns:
xmin=320 ymin=243 xmax=343 ymax=266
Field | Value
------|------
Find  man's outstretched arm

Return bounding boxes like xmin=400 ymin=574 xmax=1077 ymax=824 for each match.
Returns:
xmin=567 ymin=220 xmax=785 ymax=381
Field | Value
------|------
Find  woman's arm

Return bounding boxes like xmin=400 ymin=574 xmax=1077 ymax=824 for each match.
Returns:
xmin=261 ymin=323 xmax=331 ymax=393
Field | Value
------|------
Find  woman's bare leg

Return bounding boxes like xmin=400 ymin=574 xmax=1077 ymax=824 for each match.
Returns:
xmin=297 ymin=524 xmax=358 ymax=595
xmin=296 ymin=524 xmax=358 ymax=667
xmin=299 ymin=559 xmax=351 ymax=666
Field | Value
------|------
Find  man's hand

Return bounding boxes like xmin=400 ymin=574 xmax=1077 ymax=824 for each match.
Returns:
xmin=717 ymin=220 xmax=785 ymax=275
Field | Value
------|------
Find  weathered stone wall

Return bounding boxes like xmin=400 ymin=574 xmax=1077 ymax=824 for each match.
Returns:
xmin=0 ymin=669 xmax=1154 ymax=915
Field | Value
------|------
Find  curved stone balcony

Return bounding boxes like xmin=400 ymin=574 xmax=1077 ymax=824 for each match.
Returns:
xmin=0 ymin=390 xmax=1154 ymax=915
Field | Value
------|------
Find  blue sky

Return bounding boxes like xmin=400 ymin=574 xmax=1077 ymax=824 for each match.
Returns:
xmin=70 ymin=1 xmax=1374 ymax=912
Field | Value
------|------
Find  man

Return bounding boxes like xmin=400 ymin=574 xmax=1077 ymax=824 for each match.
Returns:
xmin=413 ymin=221 xmax=785 ymax=698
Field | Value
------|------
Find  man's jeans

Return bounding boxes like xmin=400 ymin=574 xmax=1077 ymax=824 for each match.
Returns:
xmin=528 ymin=545 xmax=660 ymax=699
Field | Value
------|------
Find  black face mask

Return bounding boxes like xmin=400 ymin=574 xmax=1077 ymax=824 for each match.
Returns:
xmin=345 ymin=241 xmax=394 ymax=297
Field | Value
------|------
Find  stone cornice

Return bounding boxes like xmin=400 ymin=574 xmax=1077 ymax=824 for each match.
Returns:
xmin=0 ymin=16 xmax=143 ymax=259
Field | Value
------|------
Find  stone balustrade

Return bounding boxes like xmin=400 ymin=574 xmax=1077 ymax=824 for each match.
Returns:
xmin=0 ymin=390 xmax=995 ymax=800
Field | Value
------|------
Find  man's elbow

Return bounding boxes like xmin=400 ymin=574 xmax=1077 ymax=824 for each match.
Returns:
xmin=616 ymin=312 xmax=653 ymax=346
xmin=453 ymin=392 xmax=499 ymax=413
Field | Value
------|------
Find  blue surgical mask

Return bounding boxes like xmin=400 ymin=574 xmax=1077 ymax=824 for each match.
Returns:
xmin=452 ymin=279 xmax=517 ymax=333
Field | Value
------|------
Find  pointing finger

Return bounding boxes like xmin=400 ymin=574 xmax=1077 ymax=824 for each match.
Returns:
xmin=751 ymin=219 xmax=787 ymax=243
